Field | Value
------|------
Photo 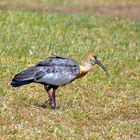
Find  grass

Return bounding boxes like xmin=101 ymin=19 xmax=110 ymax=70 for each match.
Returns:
xmin=1 ymin=0 xmax=140 ymax=10
xmin=0 ymin=4 xmax=140 ymax=140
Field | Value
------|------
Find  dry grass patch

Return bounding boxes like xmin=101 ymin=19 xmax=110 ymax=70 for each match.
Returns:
xmin=0 ymin=10 xmax=140 ymax=139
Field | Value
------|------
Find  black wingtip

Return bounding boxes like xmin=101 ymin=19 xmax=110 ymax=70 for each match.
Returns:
xmin=11 ymin=80 xmax=20 ymax=87
xmin=11 ymin=80 xmax=31 ymax=87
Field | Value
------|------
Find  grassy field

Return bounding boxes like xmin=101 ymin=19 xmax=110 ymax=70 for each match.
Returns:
xmin=0 ymin=1 xmax=140 ymax=139
xmin=1 ymin=0 xmax=140 ymax=10
xmin=1 ymin=0 xmax=140 ymax=8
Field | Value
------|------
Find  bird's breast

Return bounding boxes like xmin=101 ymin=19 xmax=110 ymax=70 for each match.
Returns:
xmin=76 ymin=65 xmax=89 ymax=79
xmin=76 ymin=71 xmax=88 ymax=79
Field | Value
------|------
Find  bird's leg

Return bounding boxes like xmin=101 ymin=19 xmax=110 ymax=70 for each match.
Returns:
xmin=47 ymin=88 xmax=56 ymax=109
xmin=48 ymin=91 xmax=53 ymax=106
xmin=52 ymin=88 xmax=56 ymax=109
xmin=44 ymin=85 xmax=53 ymax=106
xmin=44 ymin=85 xmax=58 ymax=109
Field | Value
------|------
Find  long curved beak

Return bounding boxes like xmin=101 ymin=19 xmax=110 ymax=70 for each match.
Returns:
xmin=95 ymin=59 xmax=109 ymax=77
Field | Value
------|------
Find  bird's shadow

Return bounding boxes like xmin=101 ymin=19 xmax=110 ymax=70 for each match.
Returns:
xmin=34 ymin=100 xmax=60 ymax=110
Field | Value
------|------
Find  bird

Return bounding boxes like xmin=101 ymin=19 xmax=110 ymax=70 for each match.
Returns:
xmin=11 ymin=53 xmax=108 ymax=109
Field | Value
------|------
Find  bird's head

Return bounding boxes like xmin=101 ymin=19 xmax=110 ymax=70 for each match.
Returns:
xmin=84 ymin=54 xmax=109 ymax=77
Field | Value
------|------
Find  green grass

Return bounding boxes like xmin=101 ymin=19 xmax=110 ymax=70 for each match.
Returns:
xmin=1 ymin=0 xmax=140 ymax=10
xmin=0 ymin=9 xmax=140 ymax=139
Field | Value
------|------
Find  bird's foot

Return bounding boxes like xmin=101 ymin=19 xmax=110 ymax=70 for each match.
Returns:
xmin=37 ymin=101 xmax=49 ymax=109
xmin=50 ymin=104 xmax=60 ymax=110
xmin=45 ymin=100 xmax=60 ymax=110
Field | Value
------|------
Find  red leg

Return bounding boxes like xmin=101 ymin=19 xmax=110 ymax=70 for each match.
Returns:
xmin=44 ymin=85 xmax=53 ymax=106
xmin=44 ymin=85 xmax=58 ymax=109
xmin=52 ymin=89 xmax=56 ymax=108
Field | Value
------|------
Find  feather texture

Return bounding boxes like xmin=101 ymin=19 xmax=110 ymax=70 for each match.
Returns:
xmin=11 ymin=57 xmax=80 ymax=87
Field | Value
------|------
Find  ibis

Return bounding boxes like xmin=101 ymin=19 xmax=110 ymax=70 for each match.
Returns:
xmin=11 ymin=54 xmax=108 ymax=108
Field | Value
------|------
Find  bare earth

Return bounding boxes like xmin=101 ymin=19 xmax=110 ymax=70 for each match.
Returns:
xmin=94 ymin=4 xmax=140 ymax=20
xmin=0 ymin=0 xmax=140 ymax=20
xmin=51 ymin=4 xmax=140 ymax=20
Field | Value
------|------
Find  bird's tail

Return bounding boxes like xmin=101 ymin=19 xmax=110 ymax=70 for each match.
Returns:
xmin=11 ymin=79 xmax=33 ymax=87
xmin=11 ymin=66 xmax=36 ymax=87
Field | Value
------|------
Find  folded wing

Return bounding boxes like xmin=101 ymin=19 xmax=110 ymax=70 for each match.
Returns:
xmin=11 ymin=57 xmax=80 ymax=87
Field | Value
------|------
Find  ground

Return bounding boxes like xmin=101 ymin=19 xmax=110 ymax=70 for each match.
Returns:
xmin=1 ymin=0 xmax=140 ymax=20
xmin=0 ymin=0 xmax=140 ymax=139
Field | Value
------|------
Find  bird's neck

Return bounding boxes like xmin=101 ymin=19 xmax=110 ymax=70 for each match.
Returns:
xmin=77 ymin=63 xmax=92 ymax=79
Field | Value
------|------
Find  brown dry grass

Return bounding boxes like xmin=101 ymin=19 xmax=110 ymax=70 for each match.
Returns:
xmin=0 ymin=0 xmax=140 ymax=139
xmin=0 ymin=0 xmax=140 ymax=20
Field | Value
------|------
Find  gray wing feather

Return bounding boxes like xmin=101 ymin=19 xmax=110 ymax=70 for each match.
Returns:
xmin=14 ymin=57 xmax=80 ymax=86
xmin=36 ymin=57 xmax=78 ymax=67
xmin=35 ymin=57 xmax=80 ymax=86
xmin=14 ymin=66 xmax=38 ymax=81
xmin=35 ymin=65 xmax=79 ymax=86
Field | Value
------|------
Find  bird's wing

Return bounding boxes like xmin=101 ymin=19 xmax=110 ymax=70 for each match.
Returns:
xmin=36 ymin=57 xmax=78 ymax=67
xmin=13 ymin=66 xmax=38 ymax=81
xmin=34 ymin=57 xmax=80 ymax=86
xmin=13 ymin=57 xmax=80 ymax=86
xmin=34 ymin=65 xmax=79 ymax=86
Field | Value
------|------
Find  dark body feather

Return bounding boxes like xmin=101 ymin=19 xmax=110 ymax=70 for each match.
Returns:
xmin=11 ymin=56 xmax=80 ymax=87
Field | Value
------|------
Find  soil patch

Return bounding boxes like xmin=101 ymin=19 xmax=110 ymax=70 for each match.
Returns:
xmin=0 ymin=1 xmax=140 ymax=20
xmin=94 ymin=4 xmax=140 ymax=20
